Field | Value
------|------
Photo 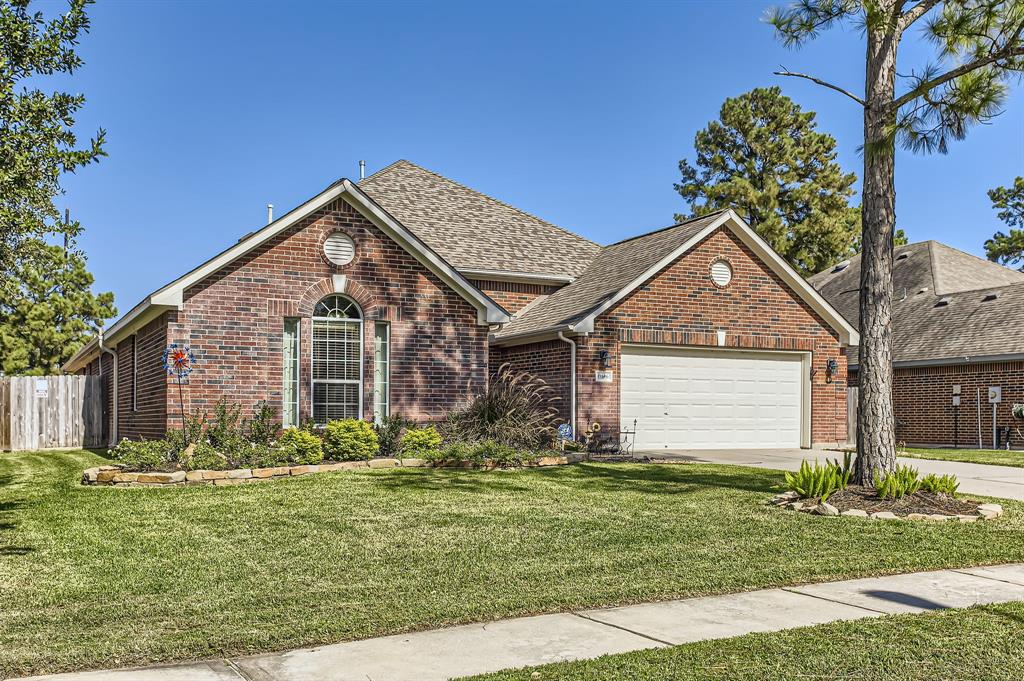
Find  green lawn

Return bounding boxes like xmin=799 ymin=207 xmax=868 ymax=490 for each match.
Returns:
xmin=460 ymin=601 xmax=1024 ymax=681
xmin=902 ymin=447 xmax=1024 ymax=468
xmin=2 ymin=451 xmax=1024 ymax=678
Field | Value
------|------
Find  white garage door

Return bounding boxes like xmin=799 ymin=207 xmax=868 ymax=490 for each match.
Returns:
xmin=621 ymin=346 xmax=805 ymax=450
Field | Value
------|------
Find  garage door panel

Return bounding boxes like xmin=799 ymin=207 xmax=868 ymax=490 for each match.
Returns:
xmin=621 ymin=346 xmax=804 ymax=450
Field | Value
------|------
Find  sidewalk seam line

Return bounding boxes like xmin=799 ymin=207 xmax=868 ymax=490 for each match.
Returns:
xmin=570 ymin=612 xmax=676 ymax=647
xmin=779 ymin=587 xmax=892 ymax=615
xmin=223 ymin=658 xmax=253 ymax=681
xmin=950 ymin=568 xmax=1024 ymax=588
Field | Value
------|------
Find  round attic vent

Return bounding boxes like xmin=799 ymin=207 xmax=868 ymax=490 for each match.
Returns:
xmin=324 ymin=232 xmax=355 ymax=266
xmin=710 ymin=259 xmax=733 ymax=288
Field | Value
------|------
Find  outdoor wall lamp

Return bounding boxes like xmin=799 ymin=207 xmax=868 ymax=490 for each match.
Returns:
xmin=825 ymin=358 xmax=838 ymax=383
xmin=598 ymin=349 xmax=612 ymax=369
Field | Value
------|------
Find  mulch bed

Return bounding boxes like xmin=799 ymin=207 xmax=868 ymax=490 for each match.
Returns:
xmin=816 ymin=485 xmax=981 ymax=516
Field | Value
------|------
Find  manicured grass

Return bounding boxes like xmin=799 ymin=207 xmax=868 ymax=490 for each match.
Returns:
xmin=2 ymin=451 xmax=1024 ymax=677
xmin=902 ymin=447 xmax=1024 ymax=468
xmin=460 ymin=602 xmax=1024 ymax=681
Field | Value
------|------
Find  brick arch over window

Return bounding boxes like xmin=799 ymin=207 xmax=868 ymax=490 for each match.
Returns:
xmin=297 ymin=277 xmax=379 ymax=318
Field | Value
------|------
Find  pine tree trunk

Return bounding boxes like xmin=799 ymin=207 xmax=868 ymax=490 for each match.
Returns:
xmin=854 ymin=23 xmax=899 ymax=486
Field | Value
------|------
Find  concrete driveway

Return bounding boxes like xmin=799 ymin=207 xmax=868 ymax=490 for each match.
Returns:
xmin=641 ymin=448 xmax=1024 ymax=501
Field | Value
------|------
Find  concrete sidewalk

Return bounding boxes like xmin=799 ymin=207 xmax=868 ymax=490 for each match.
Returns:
xmin=19 ymin=563 xmax=1024 ymax=681
xmin=648 ymin=448 xmax=1024 ymax=500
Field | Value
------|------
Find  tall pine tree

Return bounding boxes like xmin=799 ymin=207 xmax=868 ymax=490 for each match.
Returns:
xmin=985 ymin=177 xmax=1024 ymax=270
xmin=675 ymin=87 xmax=867 ymax=276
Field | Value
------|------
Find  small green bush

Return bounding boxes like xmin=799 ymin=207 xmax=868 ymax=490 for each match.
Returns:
xmin=400 ymin=426 xmax=442 ymax=460
xmin=430 ymin=441 xmax=473 ymax=463
xmin=784 ymin=459 xmax=849 ymax=503
xmin=323 ymin=419 xmax=378 ymax=461
xmin=181 ymin=441 xmax=228 ymax=471
xmin=246 ymin=401 xmax=281 ymax=445
xmin=278 ymin=428 xmax=324 ymax=465
xmin=374 ymin=414 xmax=415 ymax=458
xmin=874 ymin=464 xmax=922 ymax=499
xmin=473 ymin=439 xmax=518 ymax=465
xmin=920 ymin=472 xmax=959 ymax=497
xmin=109 ymin=439 xmax=171 ymax=471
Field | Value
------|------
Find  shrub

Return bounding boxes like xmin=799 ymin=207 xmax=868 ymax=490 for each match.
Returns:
xmin=278 ymin=428 xmax=324 ymax=465
xmin=784 ymin=459 xmax=849 ymax=503
xmin=400 ymin=426 xmax=442 ymax=460
xmin=246 ymin=401 xmax=281 ymax=445
xmin=431 ymin=441 xmax=473 ymax=464
xmin=323 ymin=419 xmax=378 ymax=461
xmin=440 ymin=363 xmax=561 ymax=448
xmin=874 ymin=464 xmax=922 ymax=499
xmin=920 ymin=472 xmax=959 ymax=497
xmin=181 ymin=441 xmax=228 ymax=471
xmin=374 ymin=414 xmax=415 ymax=458
xmin=109 ymin=439 xmax=171 ymax=471
xmin=473 ymin=439 xmax=518 ymax=465
xmin=206 ymin=398 xmax=245 ymax=451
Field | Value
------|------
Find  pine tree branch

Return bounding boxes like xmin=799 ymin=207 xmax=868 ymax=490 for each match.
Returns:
xmin=898 ymin=0 xmax=942 ymax=32
xmin=890 ymin=42 xmax=1024 ymax=111
xmin=774 ymin=69 xmax=866 ymax=106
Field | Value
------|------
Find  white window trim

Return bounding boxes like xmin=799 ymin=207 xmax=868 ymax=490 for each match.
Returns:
xmin=282 ymin=318 xmax=300 ymax=428
xmin=311 ymin=299 xmax=364 ymax=423
xmin=373 ymin=321 xmax=391 ymax=423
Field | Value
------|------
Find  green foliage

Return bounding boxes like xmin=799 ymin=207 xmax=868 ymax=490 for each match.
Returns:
xmin=441 ymin=363 xmax=561 ymax=449
xmin=246 ymin=402 xmax=281 ymax=445
xmin=1014 ymin=404 xmax=1024 ymax=421
xmin=674 ymin=87 xmax=861 ymax=275
xmin=0 ymin=0 xmax=106 ymax=274
xmin=784 ymin=459 xmax=849 ymax=503
xmin=323 ymin=419 xmax=379 ymax=461
xmin=399 ymin=426 xmax=442 ymax=460
xmin=205 ymin=399 xmax=244 ymax=450
xmin=374 ymin=413 xmax=415 ymax=458
xmin=430 ymin=440 xmax=474 ymax=464
xmin=986 ymin=177 xmax=1024 ymax=271
xmin=827 ymin=451 xmax=854 ymax=485
xmin=920 ymin=473 xmax=960 ymax=497
xmin=874 ymin=465 xmax=922 ymax=500
xmin=0 ymin=240 xmax=115 ymax=375
xmin=278 ymin=428 xmax=324 ymax=465
xmin=181 ymin=441 xmax=228 ymax=472
xmin=109 ymin=439 xmax=170 ymax=472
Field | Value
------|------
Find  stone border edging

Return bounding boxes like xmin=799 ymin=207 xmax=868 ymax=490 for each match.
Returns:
xmin=82 ymin=456 xmax=570 ymax=487
xmin=766 ymin=491 xmax=1003 ymax=521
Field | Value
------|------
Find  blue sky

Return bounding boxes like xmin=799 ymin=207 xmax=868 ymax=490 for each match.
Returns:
xmin=51 ymin=0 xmax=1024 ymax=317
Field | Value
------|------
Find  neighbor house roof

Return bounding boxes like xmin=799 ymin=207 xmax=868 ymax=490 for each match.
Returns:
xmin=808 ymin=240 xmax=1024 ymax=367
xmin=360 ymin=160 xmax=600 ymax=281
xmin=494 ymin=210 xmax=859 ymax=346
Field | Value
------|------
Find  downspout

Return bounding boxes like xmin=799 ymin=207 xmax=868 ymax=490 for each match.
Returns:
xmin=557 ymin=331 xmax=577 ymax=438
xmin=98 ymin=331 xmax=118 ymax=446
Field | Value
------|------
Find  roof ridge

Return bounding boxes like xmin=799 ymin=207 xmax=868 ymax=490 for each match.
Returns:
xmin=927 ymin=240 xmax=941 ymax=295
xmin=381 ymin=160 xmax=601 ymax=248
xmin=603 ymin=211 xmax=728 ymax=248
xmin=359 ymin=159 xmax=409 ymax=184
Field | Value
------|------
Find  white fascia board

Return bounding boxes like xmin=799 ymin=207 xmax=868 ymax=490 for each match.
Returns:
xmin=459 ymin=268 xmax=575 ymax=286
xmin=720 ymin=210 xmax=859 ymax=346
xmin=488 ymin=326 xmax=570 ymax=347
xmin=62 ymin=337 xmax=99 ymax=373
xmin=342 ymin=180 xmax=510 ymax=325
xmin=852 ymin=352 xmax=1024 ymax=371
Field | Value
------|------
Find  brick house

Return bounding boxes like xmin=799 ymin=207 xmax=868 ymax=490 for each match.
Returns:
xmin=65 ymin=160 xmax=857 ymax=450
xmin=810 ymin=241 xmax=1024 ymax=449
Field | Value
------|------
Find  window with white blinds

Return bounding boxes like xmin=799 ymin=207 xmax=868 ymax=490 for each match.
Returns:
xmin=282 ymin=318 xmax=300 ymax=428
xmin=312 ymin=295 xmax=362 ymax=423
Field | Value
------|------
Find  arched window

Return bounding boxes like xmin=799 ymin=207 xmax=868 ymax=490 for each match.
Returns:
xmin=312 ymin=295 xmax=363 ymax=423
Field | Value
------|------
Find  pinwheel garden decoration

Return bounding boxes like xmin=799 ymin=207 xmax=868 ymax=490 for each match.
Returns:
xmin=162 ymin=344 xmax=195 ymax=442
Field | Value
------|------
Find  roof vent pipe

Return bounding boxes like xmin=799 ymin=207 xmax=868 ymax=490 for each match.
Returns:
xmin=359 ymin=160 xmax=366 ymax=180
xmin=267 ymin=204 xmax=274 ymax=224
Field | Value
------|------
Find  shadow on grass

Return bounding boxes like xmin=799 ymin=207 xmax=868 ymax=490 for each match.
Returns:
xmin=370 ymin=462 xmax=783 ymax=497
xmin=0 ymin=495 xmax=32 ymax=556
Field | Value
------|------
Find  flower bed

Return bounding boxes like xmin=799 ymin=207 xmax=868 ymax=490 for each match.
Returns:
xmin=83 ymin=455 xmax=571 ymax=488
xmin=767 ymin=488 xmax=1003 ymax=522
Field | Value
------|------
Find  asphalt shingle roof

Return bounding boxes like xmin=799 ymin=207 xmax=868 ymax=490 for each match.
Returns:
xmin=808 ymin=241 xmax=1024 ymax=364
xmin=360 ymin=160 xmax=600 ymax=279
xmin=494 ymin=213 xmax=725 ymax=339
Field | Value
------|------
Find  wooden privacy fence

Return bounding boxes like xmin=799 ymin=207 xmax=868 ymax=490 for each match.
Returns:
xmin=847 ymin=386 xmax=858 ymax=445
xmin=0 ymin=375 xmax=104 ymax=451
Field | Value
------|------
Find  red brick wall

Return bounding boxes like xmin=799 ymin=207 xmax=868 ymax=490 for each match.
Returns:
xmin=153 ymin=197 xmax=488 ymax=433
xmin=470 ymin=280 xmax=558 ymax=314
xmin=851 ymin=362 xmax=1024 ymax=448
xmin=577 ymin=228 xmax=848 ymax=445
xmin=490 ymin=339 xmax=572 ymax=424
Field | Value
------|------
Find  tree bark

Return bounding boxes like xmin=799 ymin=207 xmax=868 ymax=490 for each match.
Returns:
xmin=854 ymin=19 xmax=900 ymax=486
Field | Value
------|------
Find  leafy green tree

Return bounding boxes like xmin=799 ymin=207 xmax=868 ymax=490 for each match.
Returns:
xmin=985 ymin=177 xmax=1024 ymax=270
xmin=675 ymin=87 xmax=862 ymax=275
xmin=0 ymin=240 xmax=115 ymax=375
xmin=769 ymin=0 xmax=1023 ymax=484
xmin=0 ymin=0 xmax=105 ymax=273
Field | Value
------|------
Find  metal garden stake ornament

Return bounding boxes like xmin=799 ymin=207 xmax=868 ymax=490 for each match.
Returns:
xmin=162 ymin=344 xmax=195 ymax=443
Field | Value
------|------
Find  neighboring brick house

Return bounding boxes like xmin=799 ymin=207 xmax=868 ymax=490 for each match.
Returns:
xmin=810 ymin=241 xmax=1024 ymax=449
xmin=65 ymin=160 xmax=857 ymax=450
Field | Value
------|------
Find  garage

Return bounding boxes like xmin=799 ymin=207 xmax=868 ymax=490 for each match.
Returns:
xmin=620 ymin=345 xmax=808 ymax=450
